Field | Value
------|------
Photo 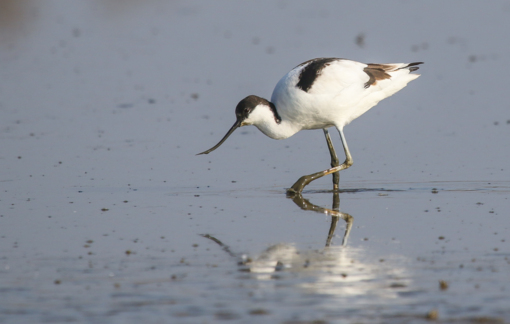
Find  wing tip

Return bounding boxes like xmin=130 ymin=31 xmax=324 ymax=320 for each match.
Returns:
xmin=406 ymin=62 xmax=424 ymax=72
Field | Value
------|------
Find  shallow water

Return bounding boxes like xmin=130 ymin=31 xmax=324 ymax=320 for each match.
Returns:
xmin=2 ymin=181 xmax=509 ymax=323
xmin=1 ymin=1 xmax=510 ymax=323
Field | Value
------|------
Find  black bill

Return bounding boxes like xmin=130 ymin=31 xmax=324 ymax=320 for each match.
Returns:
xmin=196 ymin=120 xmax=242 ymax=155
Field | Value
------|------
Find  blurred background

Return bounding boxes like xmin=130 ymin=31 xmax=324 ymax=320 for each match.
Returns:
xmin=1 ymin=1 xmax=508 ymax=187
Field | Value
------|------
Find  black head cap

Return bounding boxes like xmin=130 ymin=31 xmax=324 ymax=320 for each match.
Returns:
xmin=235 ymin=95 xmax=264 ymax=120
xmin=235 ymin=95 xmax=281 ymax=124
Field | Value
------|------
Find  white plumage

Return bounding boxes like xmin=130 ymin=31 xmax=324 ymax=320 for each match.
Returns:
xmin=198 ymin=58 xmax=422 ymax=194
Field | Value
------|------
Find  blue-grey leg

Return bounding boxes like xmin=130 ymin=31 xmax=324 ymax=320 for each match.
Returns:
xmin=323 ymin=128 xmax=340 ymax=190
xmin=287 ymin=127 xmax=353 ymax=195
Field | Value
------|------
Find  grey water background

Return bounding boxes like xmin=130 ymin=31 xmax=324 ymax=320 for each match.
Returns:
xmin=1 ymin=1 xmax=509 ymax=323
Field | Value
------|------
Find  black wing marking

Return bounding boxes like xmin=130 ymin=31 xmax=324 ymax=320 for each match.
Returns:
xmin=296 ymin=58 xmax=340 ymax=92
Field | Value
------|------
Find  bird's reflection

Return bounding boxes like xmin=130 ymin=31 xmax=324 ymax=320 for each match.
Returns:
xmin=201 ymin=189 xmax=354 ymax=273
xmin=201 ymin=190 xmax=410 ymax=303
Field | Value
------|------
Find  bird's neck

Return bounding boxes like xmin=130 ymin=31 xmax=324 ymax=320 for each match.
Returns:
xmin=249 ymin=103 xmax=300 ymax=140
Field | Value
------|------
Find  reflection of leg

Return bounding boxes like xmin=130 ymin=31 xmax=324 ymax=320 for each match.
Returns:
xmin=326 ymin=216 xmax=339 ymax=247
xmin=287 ymin=128 xmax=353 ymax=195
xmin=289 ymin=192 xmax=353 ymax=247
xmin=339 ymin=213 xmax=353 ymax=246
xmin=289 ymin=192 xmax=324 ymax=213
xmin=326 ymin=212 xmax=353 ymax=246
xmin=326 ymin=190 xmax=340 ymax=246
xmin=332 ymin=189 xmax=340 ymax=211
xmin=323 ymin=128 xmax=340 ymax=190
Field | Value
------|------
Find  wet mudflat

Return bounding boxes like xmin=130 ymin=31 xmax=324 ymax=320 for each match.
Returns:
xmin=1 ymin=1 xmax=510 ymax=323
xmin=2 ymin=182 xmax=509 ymax=323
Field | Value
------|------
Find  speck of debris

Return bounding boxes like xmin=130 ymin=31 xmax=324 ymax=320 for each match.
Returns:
xmin=355 ymin=33 xmax=365 ymax=48
xmin=190 ymin=93 xmax=199 ymax=100
xmin=125 ymin=250 xmax=132 ymax=255
xmin=438 ymin=236 xmax=445 ymax=240
xmin=54 ymin=280 xmax=61 ymax=285
xmin=426 ymin=309 xmax=438 ymax=320
xmin=439 ymin=280 xmax=449 ymax=290
xmin=101 ymin=208 xmax=109 ymax=211
xmin=431 ymin=188 xmax=438 ymax=194
xmin=265 ymin=46 xmax=275 ymax=54
xmin=249 ymin=309 xmax=270 ymax=315
xmin=389 ymin=283 xmax=407 ymax=288
xmin=215 ymin=310 xmax=240 ymax=321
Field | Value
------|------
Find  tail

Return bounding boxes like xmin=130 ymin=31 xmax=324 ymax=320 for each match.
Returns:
xmin=364 ymin=62 xmax=423 ymax=88
xmin=399 ymin=62 xmax=423 ymax=73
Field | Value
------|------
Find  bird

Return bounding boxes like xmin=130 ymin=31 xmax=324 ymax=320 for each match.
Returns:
xmin=197 ymin=58 xmax=422 ymax=195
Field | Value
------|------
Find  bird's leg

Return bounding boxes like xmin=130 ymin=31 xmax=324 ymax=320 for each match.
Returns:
xmin=287 ymin=128 xmax=353 ymax=195
xmin=323 ymin=129 xmax=340 ymax=190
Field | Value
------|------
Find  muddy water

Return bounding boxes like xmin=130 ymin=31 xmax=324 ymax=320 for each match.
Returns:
xmin=1 ymin=1 xmax=510 ymax=323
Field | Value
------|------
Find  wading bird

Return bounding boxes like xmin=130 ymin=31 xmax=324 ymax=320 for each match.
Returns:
xmin=198 ymin=58 xmax=422 ymax=195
